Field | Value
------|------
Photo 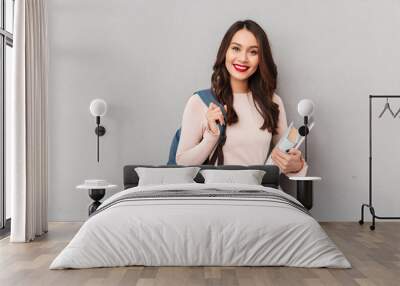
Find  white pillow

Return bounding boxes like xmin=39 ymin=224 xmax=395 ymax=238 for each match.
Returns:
xmin=135 ymin=167 xmax=201 ymax=186
xmin=200 ymin=169 xmax=266 ymax=185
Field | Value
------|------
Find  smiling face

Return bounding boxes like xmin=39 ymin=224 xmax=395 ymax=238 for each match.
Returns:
xmin=225 ymin=28 xmax=260 ymax=86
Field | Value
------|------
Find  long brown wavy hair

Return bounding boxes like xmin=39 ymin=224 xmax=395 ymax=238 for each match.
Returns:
xmin=209 ymin=20 xmax=280 ymax=165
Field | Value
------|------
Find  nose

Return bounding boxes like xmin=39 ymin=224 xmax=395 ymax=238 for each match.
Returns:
xmin=237 ymin=50 xmax=248 ymax=63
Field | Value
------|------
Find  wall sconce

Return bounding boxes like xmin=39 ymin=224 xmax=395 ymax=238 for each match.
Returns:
xmin=297 ymin=99 xmax=315 ymax=162
xmin=89 ymin=99 xmax=107 ymax=162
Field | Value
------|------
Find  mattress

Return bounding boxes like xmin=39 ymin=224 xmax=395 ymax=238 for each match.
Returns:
xmin=50 ymin=183 xmax=350 ymax=269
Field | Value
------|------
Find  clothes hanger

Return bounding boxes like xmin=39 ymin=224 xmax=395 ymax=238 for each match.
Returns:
xmin=378 ymin=97 xmax=395 ymax=118
xmin=394 ymin=106 xmax=400 ymax=118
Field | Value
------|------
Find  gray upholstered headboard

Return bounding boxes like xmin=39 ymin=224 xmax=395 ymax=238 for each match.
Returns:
xmin=123 ymin=165 xmax=280 ymax=189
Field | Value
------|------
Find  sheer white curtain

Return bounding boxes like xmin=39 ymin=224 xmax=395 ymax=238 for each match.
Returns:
xmin=8 ymin=0 xmax=48 ymax=242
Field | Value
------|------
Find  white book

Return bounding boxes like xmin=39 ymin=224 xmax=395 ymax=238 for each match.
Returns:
xmin=265 ymin=121 xmax=314 ymax=164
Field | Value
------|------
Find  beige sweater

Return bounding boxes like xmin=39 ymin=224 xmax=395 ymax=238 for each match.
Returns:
xmin=176 ymin=92 xmax=307 ymax=177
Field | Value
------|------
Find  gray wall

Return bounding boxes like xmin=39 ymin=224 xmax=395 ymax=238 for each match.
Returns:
xmin=48 ymin=0 xmax=400 ymax=221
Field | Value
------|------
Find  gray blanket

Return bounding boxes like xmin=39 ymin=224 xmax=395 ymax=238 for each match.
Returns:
xmin=91 ymin=188 xmax=309 ymax=217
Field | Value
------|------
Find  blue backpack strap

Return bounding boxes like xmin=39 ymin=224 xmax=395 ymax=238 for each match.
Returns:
xmin=194 ymin=89 xmax=227 ymax=137
xmin=167 ymin=89 xmax=226 ymax=165
xmin=194 ymin=89 xmax=227 ymax=118
xmin=167 ymin=128 xmax=181 ymax=165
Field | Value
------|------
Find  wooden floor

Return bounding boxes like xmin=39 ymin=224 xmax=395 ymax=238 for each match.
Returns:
xmin=0 ymin=222 xmax=399 ymax=286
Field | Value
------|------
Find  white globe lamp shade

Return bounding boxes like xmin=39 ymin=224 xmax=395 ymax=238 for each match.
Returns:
xmin=297 ymin=99 xmax=315 ymax=117
xmin=90 ymin=99 xmax=107 ymax=117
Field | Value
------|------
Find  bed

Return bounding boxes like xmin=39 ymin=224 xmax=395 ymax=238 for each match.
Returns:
xmin=50 ymin=165 xmax=350 ymax=269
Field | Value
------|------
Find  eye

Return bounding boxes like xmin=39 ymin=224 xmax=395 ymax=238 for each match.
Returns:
xmin=250 ymin=50 xmax=258 ymax=56
xmin=232 ymin=46 xmax=240 ymax=52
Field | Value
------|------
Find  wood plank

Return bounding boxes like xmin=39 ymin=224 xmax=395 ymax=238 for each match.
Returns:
xmin=0 ymin=222 xmax=399 ymax=286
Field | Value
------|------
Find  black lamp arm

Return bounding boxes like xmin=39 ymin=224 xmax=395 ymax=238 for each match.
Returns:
xmin=94 ymin=116 xmax=106 ymax=162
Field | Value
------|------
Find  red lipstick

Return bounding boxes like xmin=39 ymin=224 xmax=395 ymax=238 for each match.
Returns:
xmin=233 ymin=64 xmax=249 ymax=72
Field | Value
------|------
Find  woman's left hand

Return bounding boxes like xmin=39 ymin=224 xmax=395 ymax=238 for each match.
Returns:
xmin=271 ymin=148 xmax=304 ymax=174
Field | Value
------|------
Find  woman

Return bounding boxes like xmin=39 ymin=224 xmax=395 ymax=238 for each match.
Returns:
xmin=176 ymin=20 xmax=307 ymax=176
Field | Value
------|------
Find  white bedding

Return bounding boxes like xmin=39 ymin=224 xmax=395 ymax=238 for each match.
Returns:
xmin=50 ymin=183 xmax=351 ymax=269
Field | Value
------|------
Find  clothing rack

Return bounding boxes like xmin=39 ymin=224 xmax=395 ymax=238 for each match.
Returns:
xmin=359 ymin=95 xmax=400 ymax=230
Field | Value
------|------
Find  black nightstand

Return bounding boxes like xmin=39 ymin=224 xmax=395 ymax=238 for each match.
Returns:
xmin=288 ymin=177 xmax=321 ymax=210
xmin=76 ymin=183 xmax=117 ymax=215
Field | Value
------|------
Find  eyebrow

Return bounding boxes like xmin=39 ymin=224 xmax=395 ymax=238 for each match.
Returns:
xmin=231 ymin=42 xmax=258 ymax=49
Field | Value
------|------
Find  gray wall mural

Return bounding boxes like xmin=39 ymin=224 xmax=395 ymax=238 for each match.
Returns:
xmin=47 ymin=0 xmax=400 ymax=221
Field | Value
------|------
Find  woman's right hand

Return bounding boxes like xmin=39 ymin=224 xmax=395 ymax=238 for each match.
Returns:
xmin=206 ymin=103 xmax=227 ymax=135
